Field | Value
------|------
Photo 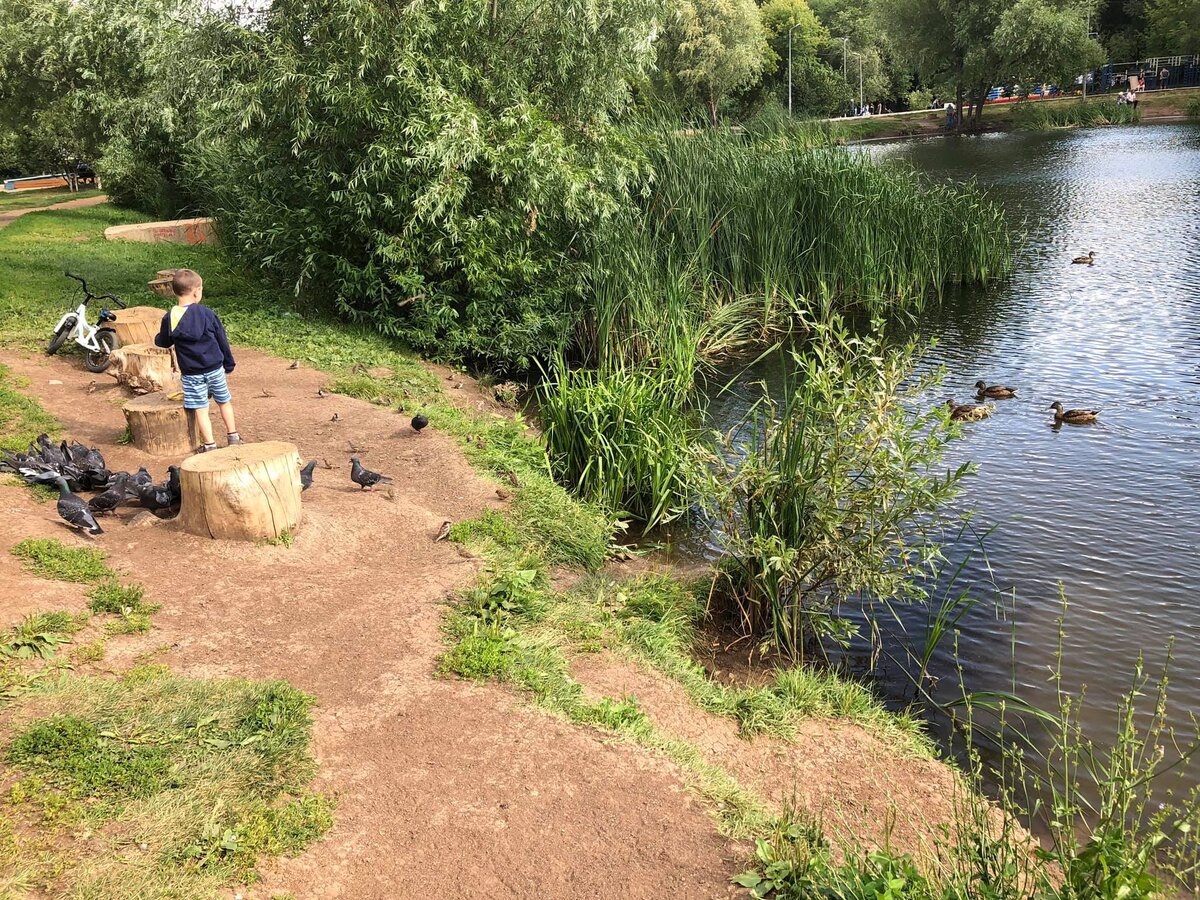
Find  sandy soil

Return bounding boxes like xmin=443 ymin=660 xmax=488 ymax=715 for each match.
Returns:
xmin=0 ymin=347 xmax=737 ymax=899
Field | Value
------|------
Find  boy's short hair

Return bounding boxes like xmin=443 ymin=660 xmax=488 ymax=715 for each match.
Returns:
xmin=171 ymin=268 xmax=203 ymax=297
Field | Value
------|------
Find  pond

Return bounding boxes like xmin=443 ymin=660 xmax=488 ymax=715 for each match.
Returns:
xmin=704 ymin=123 xmax=1200 ymax=794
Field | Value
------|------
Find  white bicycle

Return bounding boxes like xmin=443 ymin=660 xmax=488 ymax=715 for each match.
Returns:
xmin=46 ymin=272 xmax=126 ymax=373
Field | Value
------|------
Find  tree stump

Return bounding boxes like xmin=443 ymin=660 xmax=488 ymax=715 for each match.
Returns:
xmin=108 ymin=344 xmax=180 ymax=394
xmin=123 ymin=392 xmax=198 ymax=456
xmin=111 ymin=306 xmax=166 ymax=346
xmin=178 ymin=442 xmax=303 ymax=542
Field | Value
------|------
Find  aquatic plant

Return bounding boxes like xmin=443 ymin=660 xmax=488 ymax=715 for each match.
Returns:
xmin=1014 ymin=100 xmax=1141 ymax=131
xmin=707 ymin=316 xmax=970 ymax=661
xmin=538 ymin=359 xmax=704 ymax=530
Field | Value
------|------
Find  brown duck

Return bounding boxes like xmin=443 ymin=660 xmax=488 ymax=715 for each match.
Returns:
xmin=946 ymin=399 xmax=993 ymax=421
xmin=1072 ymin=251 xmax=1096 ymax=265
xmin=1049 ymin=401 xmax=1100 ymax=424
xmin=975 ymin=380 xmax=1017 ymax=399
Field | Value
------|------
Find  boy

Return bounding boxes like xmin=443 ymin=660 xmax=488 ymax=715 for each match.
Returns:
xmin=155 ymin=268 xmax=241 ymax=452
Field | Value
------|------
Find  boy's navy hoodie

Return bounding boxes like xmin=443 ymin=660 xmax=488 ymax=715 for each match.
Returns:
xmin=155 ymin=304 xmax=236 ymax=376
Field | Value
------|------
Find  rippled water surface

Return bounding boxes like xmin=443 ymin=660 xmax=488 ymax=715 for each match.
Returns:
xmin=706 ymin=124 xmax=1200 ymax=779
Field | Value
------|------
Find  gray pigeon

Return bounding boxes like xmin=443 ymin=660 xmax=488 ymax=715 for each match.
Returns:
xmin=131 ymin=466 xmax=153 ymax=486
xmin=89 ymin=473 xmax=129 ymax=515
xmin=300 ymin=460 xmax=317 ymax=492
xmin=37 ymin=434 xmax=66 ymax=467
xmin=350 ymin=456 xmax=391 ymax=491
xmin=44 ymin=476 xmax=103 ymax=534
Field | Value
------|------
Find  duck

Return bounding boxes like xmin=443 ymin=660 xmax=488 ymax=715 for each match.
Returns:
xmin=946 ymin=399 xmax=994 ymax=421
xmin=1072 ymin=251 xmax=1096 ymax=265
xmin=975 ymin=380 xmax=1017 ymax=399
xmin=1049 ymin=401 xmax=1100 ymax=424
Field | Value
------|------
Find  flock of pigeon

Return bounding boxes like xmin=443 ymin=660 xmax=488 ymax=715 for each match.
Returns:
xmin=0 ymin=433 xmax=180 ymax=535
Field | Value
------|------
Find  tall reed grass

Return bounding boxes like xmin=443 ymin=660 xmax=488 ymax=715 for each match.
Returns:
xmin=1015 ymin=100 xmax=1141 ymax=130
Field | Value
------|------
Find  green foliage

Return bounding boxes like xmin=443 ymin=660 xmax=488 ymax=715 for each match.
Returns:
xmin=539 ymin=362 xmax=703 ymax=529
xmin=11 ymin=538 xmax=112 ymax=583
xmin=1144 ymin=0 xmax=1200 ymax=55
xmin=658 ymin=0 xmax=770 ymax=125
xmin=1014 ymin=100 xmax=1141 ymax=129
xmin=708 ymin=318 xmax=970 ymax=660
xmin=88 ymin=580 xmax=159 ymax=634
xmin=192 ymin=0 xmax=661 ymax=371
xmin=0 ymin=611 xmax=85 ymax=660
xmin=0 ymin=364 xmax=59 ymax=452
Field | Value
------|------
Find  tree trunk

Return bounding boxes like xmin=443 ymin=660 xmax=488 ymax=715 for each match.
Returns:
xmin=707 ymin=91 xmax=719 ymax=128
xmin=123 ymin=391 xmax=199 ymax=457
xmin=954 ymin=82 xmax=965 ymax=133
xmin=177 ymin=441 xmax=304 ymax=542
xmin=110 ymin=306 xmax=166 ymax=347
xmin=107 ymin=344 xmax=180 ymax=394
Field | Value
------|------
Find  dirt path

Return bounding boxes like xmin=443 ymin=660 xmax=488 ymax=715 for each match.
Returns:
xmin=0 ymin=347 xmax=738 ymax=898
xmin=0 ymin=194 xmax=109 ymax=229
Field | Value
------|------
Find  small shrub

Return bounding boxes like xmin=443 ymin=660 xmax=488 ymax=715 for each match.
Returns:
xmin=11 ymin=538 xmax=111 ymax=583
xmin=440 ymin=624 xmax=518 ymax=681
xmin=87 ymin=580 xmax=147 ymax=615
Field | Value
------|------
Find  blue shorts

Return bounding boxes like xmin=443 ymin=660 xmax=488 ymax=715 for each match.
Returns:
xmin=181 ymin=368 xmax=232 ymax=410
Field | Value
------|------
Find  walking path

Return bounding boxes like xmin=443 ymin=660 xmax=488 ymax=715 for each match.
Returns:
xmin=0 ymin=193 xmax=108 ymax=229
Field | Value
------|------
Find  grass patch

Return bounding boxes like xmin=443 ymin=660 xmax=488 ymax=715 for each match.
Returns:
xmin=0 ymin=611 xmax=86 ymax=661
xmin=0 ymin=669 xmax=332 ymax=896
xmin=0 ymin=363 xmax=58 ymax=452
xmin=88 ymin=580 xmax=159 ymax=635
xmin=0 ymin=188 xmax=104 ymax=212
xmin=11 ymin=538 xmax=113 ymax=583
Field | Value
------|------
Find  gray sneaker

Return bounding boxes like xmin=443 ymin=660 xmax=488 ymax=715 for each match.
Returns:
xmin=227 ymin=433 xmax=243 ymax=446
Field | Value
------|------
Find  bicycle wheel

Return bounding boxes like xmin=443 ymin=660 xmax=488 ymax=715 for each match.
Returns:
xmin=47 ymin=317 xmax=75 ymax=355
xmin=85 ymin=329 xmax=118 ymax=373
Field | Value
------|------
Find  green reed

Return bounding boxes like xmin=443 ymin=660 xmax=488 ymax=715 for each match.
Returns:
xmin=1015 ymin=100 xmax=1141 ymax=131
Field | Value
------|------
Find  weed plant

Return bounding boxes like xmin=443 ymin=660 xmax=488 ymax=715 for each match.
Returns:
xmin=11 ymin=539 xmax=112 ymax=583
xmin=1015 ymin=101 xmax=1141 ymax=130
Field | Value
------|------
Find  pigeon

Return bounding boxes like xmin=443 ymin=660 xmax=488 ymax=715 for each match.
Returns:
xmin=135 ymin=480 xmax=175 ymax=512
xmin=300 ymin=460 xmax=317 ymax=492
xmin=43 ymin=475 xmax=103 ymax=534
xmin=37 ymin=434 xmax=66 ymax=467
xmin=66 ymin=441 xmax=91 ymax=465
xmin=162 ymin=466 xmax=182 ymax=506
xmin=350 ymin=457 xmax=391 ymax=491
xmin=434 ymin=520 xmax=452 ymax=542
xmin=411 ymin=414 xmax=429 ymax=434
xmin=89 ymin=473 xmax=129 ymax=515
xmin=131 ymin=466 xmax=153 ymax=486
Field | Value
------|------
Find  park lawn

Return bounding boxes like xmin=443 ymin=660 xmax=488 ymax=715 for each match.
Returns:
xmin=0 ymin=188 xmax=104 ymax=213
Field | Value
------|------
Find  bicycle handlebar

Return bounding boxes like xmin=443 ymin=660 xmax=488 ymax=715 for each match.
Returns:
xmin=64 ymin=271 xmax=126 ymax=308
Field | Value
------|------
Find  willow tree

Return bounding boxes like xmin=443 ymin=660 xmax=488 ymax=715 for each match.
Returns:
xmin=191 ymin=0 xmax=662 ymax=369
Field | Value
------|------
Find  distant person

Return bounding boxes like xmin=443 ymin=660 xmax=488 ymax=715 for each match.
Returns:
xmin=1160 ymin=67 xmax=1170 ymax=88
xmin=1129 ymin=88 xmax=1139 ymax=109
xmin=155 ymin=268 xmax=241 ymax=453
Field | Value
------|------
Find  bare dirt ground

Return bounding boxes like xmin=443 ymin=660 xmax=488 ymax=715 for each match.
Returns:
xmin=0 ymin=338 xmax=968 ymax=897
xmin=0 ymin=346 xmax=737 ymax=899
xmin=0 ymin=194 xmax=109 ymax=229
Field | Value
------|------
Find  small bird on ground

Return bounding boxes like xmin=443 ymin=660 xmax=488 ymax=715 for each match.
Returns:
xmin=300 ymin=460 xmax=317 ymax=491
xmin=946 ymin=399 xmax=994 ymax=421
xmin=131 ymin=466 xmax=153 ymax=486
xmin=434 ymin=520 xmax=452 ymax=542
xmin=496 ymin=487 xmax=511 ymax=501
xmin=166 ymin=466 xmax=182 ymax=505
xmin=135 ymin=480 xmax=175 ymax=513
xmin=86 ymin=381 xmax=96 ymax=394
xmin=330 ymin=412 xmax=340 ymax=422
xmin=89 ymin=473 xmax=129 ymax=515
xmin=504 ymin=470 xmax=519 ymax=487
xmin=411 ymin=414 xmax=429 ymax=434
xmin=37 ymin=434 xmax=66 ymax=467
xmin=975 ymin=380 xmax=1018 ymax=399
xmin=1072 ymin=251 xmax=1096 ymax=265
xmin=317 ymin=388 xmax=327 ymax=399
xmin=39 ymin=475 xmax=103 ymax=534
xmin=350 ymin=456 xmax=391 ymax=490
xmin=1049 ymin=401 xmax=1101 ymax=424
xmin=288 ymin=360 xmax=300 ymax=369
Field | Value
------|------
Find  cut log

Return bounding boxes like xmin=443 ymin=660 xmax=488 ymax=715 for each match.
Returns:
xmin=178 ymin=442 xmax=303 ymax=542
xmin=108 ymin=343 xmax=179 ymax=394
xmin=123 ymin=391 xmax=198 ymax=456
xmin=110 ymin=306 xmax=167 ymax=347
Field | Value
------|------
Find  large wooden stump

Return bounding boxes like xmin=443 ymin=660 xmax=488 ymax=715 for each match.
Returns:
xmin=111 ymin=306 xmax=166 ymax=347
xmin=178 ymin=442 xmax=303 ymax=542
xmin=123 ymin=392 xmax=198 ymax=456
xmin=148 ymin=269 xmax=175 ymax=299
xmin=108 ymin=344 xmax=179 ymax=394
